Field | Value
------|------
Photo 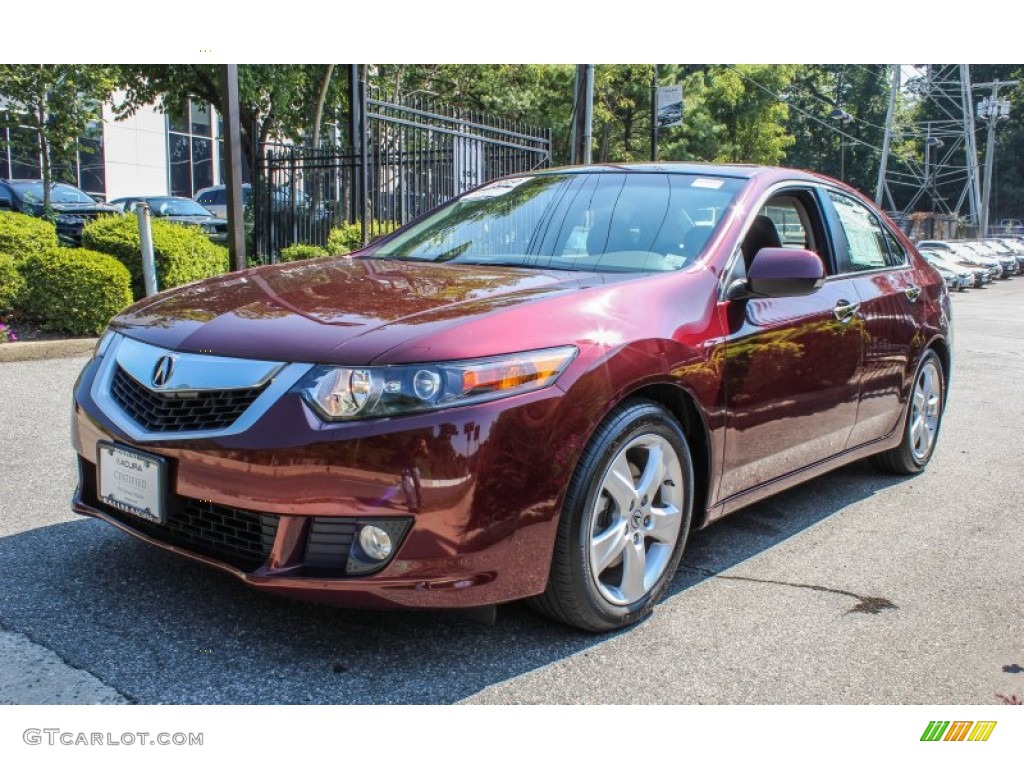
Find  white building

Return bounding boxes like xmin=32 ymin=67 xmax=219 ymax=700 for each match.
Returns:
xmin=0 ymin=98 xmax=244 ymax=201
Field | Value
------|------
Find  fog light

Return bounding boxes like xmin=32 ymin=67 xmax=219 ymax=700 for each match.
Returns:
xmin=358 ymin=525 xmax=393 ymax=561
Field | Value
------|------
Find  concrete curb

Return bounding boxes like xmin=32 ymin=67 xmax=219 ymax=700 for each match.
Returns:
xmin=0 ymin=338 xmax=97 ymax=363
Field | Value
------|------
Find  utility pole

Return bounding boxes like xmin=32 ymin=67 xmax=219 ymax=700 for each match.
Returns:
xmin=650 ymin=64 xmax=659 ymax=161
xmin=569 ymin=66 xmax=580 ymax=165
xmin=570 ymin=65 xmax=595 ymax=165
xmin=875 ymin=64 xmax=899 ymax=208
xmin=582 ymin=65 xmax=594 ymax=164
xmin=976 ymin=79 xmax=1016 ymax=236
xmin=220 ymin=64 xmax=247 ymax=272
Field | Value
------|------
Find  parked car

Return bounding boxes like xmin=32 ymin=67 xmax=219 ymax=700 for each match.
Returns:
xmin=194 ymin=183 xmax=312 ymax=217
xmin=194 ymin=183 xmax=252 ymax=218
xmin=110 ymin=196 xmax=229 ymax=243
xmin=980 ymin=239 xmax=1022 ymax=275
xmin=918 ymin=240 xmax=1001 ymax=282
xmin=0 ymin=179 xmax=119 ymax=245
xmin=919 ymin=250 xmax=970 ymax=291
xmin=72 ymin=164 xmax=952 ymax=632
xmin=993 ymin=236 xmax=1024 ymax=272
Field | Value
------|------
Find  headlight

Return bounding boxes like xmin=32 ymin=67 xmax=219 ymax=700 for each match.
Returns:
xmin=201 ymin=222 xmax=218 ymax=233
xmin=295 ymin=346 xmax=577 ymax=422
xmin=93 ymin=329 xmax=116 ymax=358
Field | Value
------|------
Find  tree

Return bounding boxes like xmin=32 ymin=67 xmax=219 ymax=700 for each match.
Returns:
xmin=784 ymin=65 xmax=891 ymax=196
xmin=0 ymin=65 xmax=116 ymax=210
xmin=112 ymin=65 xmax=346 ymax=175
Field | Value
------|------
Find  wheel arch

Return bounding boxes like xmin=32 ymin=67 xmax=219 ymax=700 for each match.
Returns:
xmin=617 ymin=381 xmax=714 ymax=531
xmin=926 ymin=336 xmax=951 ymax=400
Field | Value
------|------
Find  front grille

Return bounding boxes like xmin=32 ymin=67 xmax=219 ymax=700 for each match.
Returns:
xmin=163 ymin=499 xmax=279 ymax=567
xmin=111 ymin=365 xmax=264 ymax=433
xmin=79 ymin=458 xmax=277 ymax=570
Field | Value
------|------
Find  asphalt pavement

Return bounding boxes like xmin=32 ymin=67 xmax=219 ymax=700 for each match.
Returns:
xmin=0 ymin=280 xmax=1021 ymax=704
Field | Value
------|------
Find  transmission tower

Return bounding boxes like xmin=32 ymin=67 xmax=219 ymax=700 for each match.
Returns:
xmin=875 ymin=64 xmax=982 ymax=228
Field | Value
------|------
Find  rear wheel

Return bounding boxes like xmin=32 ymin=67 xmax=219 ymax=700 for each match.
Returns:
xmin=873 ymin=349 xmax=945 ymax=474
xmin=530 ymin=400 xmax=693 ymax=632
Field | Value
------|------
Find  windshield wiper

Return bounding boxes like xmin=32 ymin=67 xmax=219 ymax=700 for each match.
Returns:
xmin=435 ymin=242 xmax=472 ymax=262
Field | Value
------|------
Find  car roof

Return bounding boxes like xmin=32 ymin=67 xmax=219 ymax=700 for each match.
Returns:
xmin=529 ymin=162 xmax=823 ymax=183
xmin=0 ymin=178 xmax=80 ymax=188
xmin=195 ymin=183 xmax=252 ymax=192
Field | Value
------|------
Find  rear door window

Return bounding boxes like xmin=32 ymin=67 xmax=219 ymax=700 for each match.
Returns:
xmin=827 ymin=191 xmax=890 ymax=272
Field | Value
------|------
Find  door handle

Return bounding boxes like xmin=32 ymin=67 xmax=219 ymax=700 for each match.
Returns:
xmin=833 ymin=300 xmax=860 ymax=322
xmin=904 ymin=285 xmax=922 ymax=302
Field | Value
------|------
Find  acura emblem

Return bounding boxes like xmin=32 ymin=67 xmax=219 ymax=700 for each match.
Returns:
xmin=152 ymin=355 xmax=176 ymax=388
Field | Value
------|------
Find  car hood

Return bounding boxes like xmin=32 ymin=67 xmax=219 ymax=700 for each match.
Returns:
xmin=161 ymin=215 xmax=226 ymax=225
xmin=111 ymin=257 xmax=633 ymax=364
xmin=49 ymin=202 xmax=120 ymax=217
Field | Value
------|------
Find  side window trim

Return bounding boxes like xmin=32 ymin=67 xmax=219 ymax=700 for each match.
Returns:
xmin=718 ymin=182 xmax=836 ymax=299
xmin=881 ymin=223 xmax=909 ymax=267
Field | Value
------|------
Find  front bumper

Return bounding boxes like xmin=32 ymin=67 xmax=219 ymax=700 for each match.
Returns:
xmin=71 ymin=343 xmax=588 ymax=610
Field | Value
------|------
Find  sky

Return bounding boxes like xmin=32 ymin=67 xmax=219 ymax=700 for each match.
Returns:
xmin=0 ymin=1 xmax=1014 ymax=65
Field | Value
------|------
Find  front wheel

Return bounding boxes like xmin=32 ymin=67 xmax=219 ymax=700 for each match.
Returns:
xmin=873 ymin=349 xmax=945 ymax=474
xmin=530 ymin=400 xmax=694 ymax=632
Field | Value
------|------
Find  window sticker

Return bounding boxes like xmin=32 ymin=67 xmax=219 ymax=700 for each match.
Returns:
xmin=691 ymin=178 xmax=724 ymax=190
xmin=460 ymin=177 xmax=533 ymax=201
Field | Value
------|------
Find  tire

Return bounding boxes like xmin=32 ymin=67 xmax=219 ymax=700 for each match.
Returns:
xmin=529 ymin=399 xmax=694 ymax=632
xmin=872 ymin=349 xmax=945 ymax=475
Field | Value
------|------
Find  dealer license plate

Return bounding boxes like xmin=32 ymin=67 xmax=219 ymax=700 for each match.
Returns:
xmin=97 ymin=442 xmax=167 ymax=524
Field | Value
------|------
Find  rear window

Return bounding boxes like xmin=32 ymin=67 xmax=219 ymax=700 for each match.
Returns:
xmin=197 ymin=189 xmax=225 ymax=205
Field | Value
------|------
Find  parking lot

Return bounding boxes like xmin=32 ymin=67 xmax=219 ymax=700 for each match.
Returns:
xmin=0 ymin=280 xmax=1021 ymax=705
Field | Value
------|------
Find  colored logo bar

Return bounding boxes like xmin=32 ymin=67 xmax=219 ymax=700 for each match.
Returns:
xmin=921 ymin=721 xmax=997 ymax=742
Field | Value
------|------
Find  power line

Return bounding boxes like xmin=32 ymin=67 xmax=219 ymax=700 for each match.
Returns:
xmin=786 ymin=65 xmax=891 ymax=134
xmin=721 ymin=64 xmax=887 ymax=158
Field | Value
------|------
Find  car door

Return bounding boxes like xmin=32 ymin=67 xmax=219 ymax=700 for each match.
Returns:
xmin=822 ymin=189 xmax=922 ymax=447
xmin=718 ymin=187 xmax=864 ymax=502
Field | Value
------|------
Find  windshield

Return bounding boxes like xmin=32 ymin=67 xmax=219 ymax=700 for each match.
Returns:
xmin=368 ymin=172 xmax=746 ymax=273
xmin=12 ymin=182 xmax=95 ymax=206
xmin=146 ymin=197 xmax=214 ymax=217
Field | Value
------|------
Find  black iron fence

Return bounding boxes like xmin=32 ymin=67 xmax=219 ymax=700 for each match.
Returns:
xmin=254 ymin=91 xmax=552 ymax=261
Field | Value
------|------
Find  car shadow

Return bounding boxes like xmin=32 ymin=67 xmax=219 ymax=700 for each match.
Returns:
xmin=0 ymin=460 xmax=910 ymax=705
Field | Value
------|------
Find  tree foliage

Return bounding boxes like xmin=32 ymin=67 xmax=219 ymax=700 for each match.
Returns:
xmin=112 ymin=65 xmax=347 ymax=172
xmin=0 ymin=65 xmax=117 ymax=209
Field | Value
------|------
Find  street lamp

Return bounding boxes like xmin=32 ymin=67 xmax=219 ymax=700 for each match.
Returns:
xmin=830 ymin=108 xmax=853 ymax=181
xmin=977 ymin=92 xmax=1011 ymax=236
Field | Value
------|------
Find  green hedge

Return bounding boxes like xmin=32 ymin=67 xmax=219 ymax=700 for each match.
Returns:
xmin=0 ymin=212 xmax=59 ymax=261
xmin=0 ymin=252 xmax=25 ymax=314
xmin=326 ymin=221 xmax=397 ymax=255
xmin=82 ymin=214 xmax=229 ymax=298
xmin=19 ymin=248 xmax=133 ymax=335
xmin=279 ymin=243 xmax=328 ymax=262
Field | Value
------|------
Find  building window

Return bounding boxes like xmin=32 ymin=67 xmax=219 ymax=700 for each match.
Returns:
xmin=0 ymin=121 xmax=105 ymax=197
xmin=167 ymin=100 xmax=219 ymax=198
xmin=77 ymin=122 xmax=106 ymax=197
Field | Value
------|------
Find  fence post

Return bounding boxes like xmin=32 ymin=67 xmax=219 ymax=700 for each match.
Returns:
xmin=359 ymin=71 xmax=370 ymax=246
xmin=135 ymin=204 xmax=158 ymax=296
xmin=349 ymin=64 xmax=366 ymax=241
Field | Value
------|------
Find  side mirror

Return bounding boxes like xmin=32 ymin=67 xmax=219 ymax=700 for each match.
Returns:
xmin=727 ymin=248 xmax=825 ymax=300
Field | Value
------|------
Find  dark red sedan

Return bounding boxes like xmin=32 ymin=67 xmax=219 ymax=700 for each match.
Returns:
xmin=71 ymin=164 xmax=951 ymax=632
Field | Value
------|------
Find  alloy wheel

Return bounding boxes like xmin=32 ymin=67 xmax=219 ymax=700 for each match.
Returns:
xmin=910 ymin=359 xmax=942 ymax=461
xmin=588 ymin=434 xmax=685 ymax=606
